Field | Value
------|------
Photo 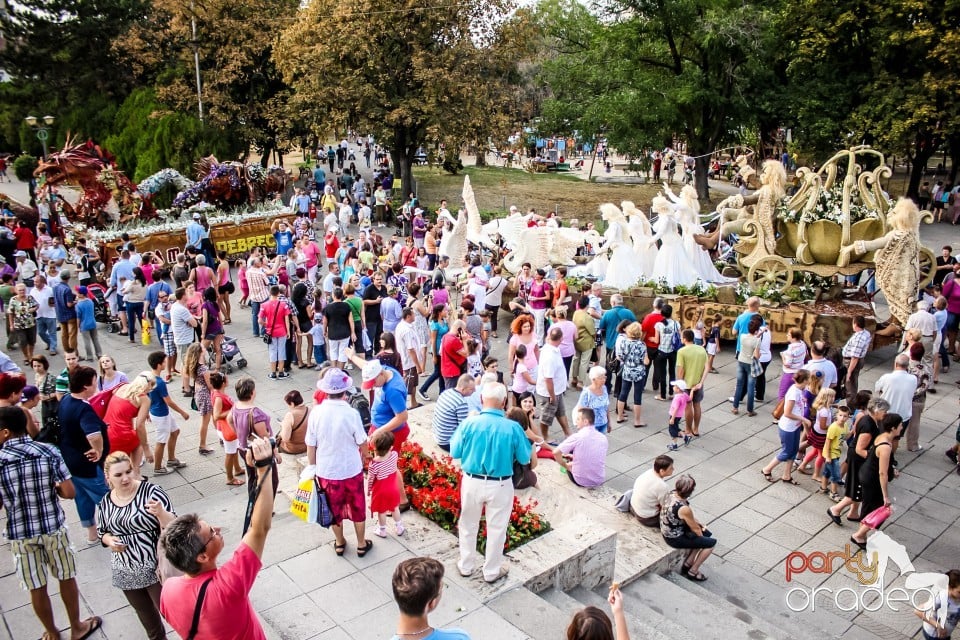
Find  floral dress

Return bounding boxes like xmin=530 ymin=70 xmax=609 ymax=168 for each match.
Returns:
xmin=194 ymin=363 xmax=212 ymax=415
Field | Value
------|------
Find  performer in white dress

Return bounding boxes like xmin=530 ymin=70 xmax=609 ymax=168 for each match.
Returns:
xmin=583 ymin=204 xmax=646 ymax=290
xmin=649 ymin=195 xmax=701 ymax=287
xmin=621 ymin=201 xmax=658 ymax=279
xmin=664 ymin=184 xmax=728 ymax=282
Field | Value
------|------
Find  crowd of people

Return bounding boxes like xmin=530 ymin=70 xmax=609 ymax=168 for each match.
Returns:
xmin=1 ymin=143 xmax=959 ymax=640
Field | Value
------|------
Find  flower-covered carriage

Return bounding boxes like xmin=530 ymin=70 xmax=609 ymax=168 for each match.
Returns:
xmin=724 ymin=146 xmax=935 ymax=291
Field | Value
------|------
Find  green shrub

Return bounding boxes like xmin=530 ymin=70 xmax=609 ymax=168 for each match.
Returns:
xmin=13 ymin=154 xmax=38 ymax=182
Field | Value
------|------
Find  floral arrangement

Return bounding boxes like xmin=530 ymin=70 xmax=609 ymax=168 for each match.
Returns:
xmin=399 ymin=441 xmax=550 ymax=552
xmin=136 ymin=168 xmax=195 ymax=198
xmin=777 ymin=186 xmax=888 ymax=225
xmin=173 ymin=163 xmax=244 ymax=208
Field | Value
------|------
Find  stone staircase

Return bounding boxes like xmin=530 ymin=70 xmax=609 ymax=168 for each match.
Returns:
xmin=485 ymin=555 xmax=919 ymax=640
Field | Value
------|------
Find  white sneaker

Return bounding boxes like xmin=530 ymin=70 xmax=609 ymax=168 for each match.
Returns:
xmin=416 ymin=390 xmax=430 ymax=403
xmin=727 ymin=396 xmax=735 ymax=403
xmin=395 ymin=522 xmax=406 ymax=536
xmin=345 ymin=362 xmax=354 ymax=371
xmin=374 ymin=525 xmax=387 ymax=538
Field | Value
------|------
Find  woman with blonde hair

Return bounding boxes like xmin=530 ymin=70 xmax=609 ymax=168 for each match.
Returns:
xmin=616 ymin=322 xmax=650 ymax=428
xmin=96 ymin=452 xmax=174 ymax=640
xmin=183 ymin=343 xmax=215 ymax=455
xmin=104 ymin=372 xmax=156 ymax=477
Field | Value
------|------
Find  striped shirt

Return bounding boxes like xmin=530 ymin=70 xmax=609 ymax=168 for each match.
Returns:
xmin=0 ymin=435 xmax=70 ymax=539
xmin=432 ymin=388 xmax=471 ymax=446
xmin=367 ymin=450 xmax=398 ymax=495
xmin=96 ymin=482 xmax=174 ymax=590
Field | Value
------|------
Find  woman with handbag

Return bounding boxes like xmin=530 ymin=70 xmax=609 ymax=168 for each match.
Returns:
xmin=829 ymin=397 xmax=889 ymax=525
xmin=761 ymin=369 xmax=811 ymax=484
xmin=96 ymin=452 xmax=175 ymax=640
xmin=616 ymin=322 xmax=649 ymax=429
xmin=849 ymin=414 xmax=903 ymax=549
xmin=228 ymin=377 xmax=281 ymax=532
xmin=278 ymin=390 xmax=309 ymax=455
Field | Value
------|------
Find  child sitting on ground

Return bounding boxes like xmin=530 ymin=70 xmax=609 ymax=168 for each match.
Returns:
xmin=667 ymin=380 xmax=692 ymax=450
xmin=820 ymin=404 xmax=851 ymax=501
xmin=368 ymin=431 xmax=405 ymax=538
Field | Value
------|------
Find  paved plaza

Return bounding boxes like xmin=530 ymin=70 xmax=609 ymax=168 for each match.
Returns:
xmin=0 ymin=174 xmax=958 ymax=639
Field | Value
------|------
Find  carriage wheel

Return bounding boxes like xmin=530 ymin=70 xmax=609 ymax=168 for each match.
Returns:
xmin=747 ymin=256 xmax=793 ymax=290
xmin=918 ymin=247 xmax=936 ymax=289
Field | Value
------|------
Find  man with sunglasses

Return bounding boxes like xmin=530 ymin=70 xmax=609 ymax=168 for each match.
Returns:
xmin=159 ymin=436 xmax=276 ymax=640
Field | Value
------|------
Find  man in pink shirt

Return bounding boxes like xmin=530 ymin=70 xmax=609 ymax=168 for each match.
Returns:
xmin=160 ymin=437 xmax=276 ymax=640
xmin=301 ymin=237 xmax=322 ymax=284
xmin=553 ymin=407 xmax=609 ymax=487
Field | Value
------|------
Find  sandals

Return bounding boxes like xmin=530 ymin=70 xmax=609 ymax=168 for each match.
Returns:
xmin=152 ymin=467 xmax=171 ymax=475
xmin=617 ymin=417 xmax=627 ymax=424
xmin=167 ymin=459 xmax=188 ymax=469
xmin=684 ymin=570 xmax=708 ymax=582
xmin=782 ymin=477 xmax=800 ymax=485
xmin=827 ymin=508 xmax=842 ymax=525
xmin=849 ymin=536 xmax=867 ymax=551
xmin=198 ymin=447 xmax=214 ymax=455
xmin=633 ymin=423 xmax=647 ymax=428
xmin=73 ymin=616 xmax=103 ymax=640
xmin=357 ymin=539 xmax=374 ymax=557
xmin=334 ymin=542 xmax=347 ymax=556
xmin=762 ymin=471 xmax=777 ymax=483
xmin=226 ymin=478 xmax=244 ymax=485
xmin=731 ymin=408 xmax=739 ymax=415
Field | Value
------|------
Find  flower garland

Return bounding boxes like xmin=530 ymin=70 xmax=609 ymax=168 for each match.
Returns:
xmin=399 ymin=441 xmax=550 ymax=552
xmin=777 ymin=186 xmax=888 ymax=225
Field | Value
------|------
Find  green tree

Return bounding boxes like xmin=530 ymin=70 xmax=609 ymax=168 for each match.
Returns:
xmin=274 ymin=0 xmax=525 ymax=198
xmin=538 ymin=0 xmax=776 ymax=199
xmin=115 ymin=0 xmax=297 ymax=162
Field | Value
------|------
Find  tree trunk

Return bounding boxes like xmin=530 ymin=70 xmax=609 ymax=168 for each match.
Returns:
xmin=907 ymin=147 xmax=937 ymax=200
xmin=474 ymin=145 xmax=487 ymax=167
xmin=694 ymin=155 xmax=711 ymax=201
xmin=259 ymin=143 xmax=272 ymax=168
xmin=948 ymin=134 xmax=960 ymax=186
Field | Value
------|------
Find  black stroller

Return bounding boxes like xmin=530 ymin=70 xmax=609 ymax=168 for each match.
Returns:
xmin=210 ymin=335 xmax=248 ymax=373
xmin=86 ymin=283 xmax=121 ymax=333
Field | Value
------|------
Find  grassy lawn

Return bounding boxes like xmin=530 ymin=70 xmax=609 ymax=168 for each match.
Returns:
xmin=412 ymin=165 xmax=668 ymax=224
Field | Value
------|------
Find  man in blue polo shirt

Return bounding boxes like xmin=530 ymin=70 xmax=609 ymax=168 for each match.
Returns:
xmin=450 ymin=383 xmax=530 ymax=583
xmin=732 ymin=296 xmax=764 ymax=354
xmin=360 ymin=358 xmax=411 ymax=509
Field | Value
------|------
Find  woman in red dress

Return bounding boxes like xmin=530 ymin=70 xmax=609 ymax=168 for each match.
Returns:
xmin=104 ymin=372 xmax=155 ymax=478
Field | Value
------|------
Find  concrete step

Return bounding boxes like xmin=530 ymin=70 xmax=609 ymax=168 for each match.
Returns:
xmin=664 ymin=555 xmax=869 ymax=639
xmin=568 ymin=585 xmax=690 ymax=640
xmin=487 ymin=586 xmax=571 ymax=640
xmin=623 ymin=573 xmax=778 ymax=639
xmin=538 ymin=586 xmax=586 ymax=613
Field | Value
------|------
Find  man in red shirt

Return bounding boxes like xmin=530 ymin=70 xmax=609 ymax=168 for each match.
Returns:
xmin=324 ymin=229 xmax=340 ymax=265
xmin=641 ymin=297 xmax=665 ymax=395
xmin=440 ymin=319 xmax=468 ymax=389
xmin=257 ymin=285 xmax=292 ymax=379
xmin=13 ymin=221 xmax=37 ymax=262
xmin=160 ymin=437 xmax=276 ymax=640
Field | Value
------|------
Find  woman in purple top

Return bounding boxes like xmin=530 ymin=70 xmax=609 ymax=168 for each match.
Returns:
xmin=528 ymin=269 xmax=552 ymax=344
xmin=551 ymin=305 xmax=578 ymax=374
xmin=200 ymin=286 xmax=224 ymax=370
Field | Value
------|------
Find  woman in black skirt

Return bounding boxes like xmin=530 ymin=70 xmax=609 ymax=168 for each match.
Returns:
xmin=850 ymin=414 xmax=902 ymax=549
xmin=828 ymin=397 xmax=889 ymax=524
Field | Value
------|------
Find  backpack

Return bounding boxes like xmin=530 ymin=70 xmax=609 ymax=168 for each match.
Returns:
xmin=670 ymin=321 xmax=682 ymax=352
xmin=346 ymin=387 xmax=372 ymax=430
xmin=659 ymin=320 xmax=680 ymax=353
xmin=89 ymin=385 xmax=119 ymax=419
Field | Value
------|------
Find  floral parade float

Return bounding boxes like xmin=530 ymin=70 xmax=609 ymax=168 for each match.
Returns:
xmin=699 ymin=146 xmax=934 ymax=329
xmin=30 ymin=138 xmax=292 ymax=261
xmin=399 ymin=441 xmax=550 ymax=553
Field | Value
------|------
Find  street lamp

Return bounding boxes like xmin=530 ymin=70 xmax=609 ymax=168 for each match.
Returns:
xmin=24 ymin=115 xmax=57 ymax=223
xmin=24 ymin=115 xmax=55 ymax=159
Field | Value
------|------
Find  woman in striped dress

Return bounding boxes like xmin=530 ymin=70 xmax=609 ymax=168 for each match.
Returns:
xmin=96 ymin=452 xmax=175 ymax=640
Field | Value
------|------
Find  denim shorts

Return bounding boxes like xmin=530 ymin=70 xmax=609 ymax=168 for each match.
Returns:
xmin=822 ymin=458 xmax=843 ymax=484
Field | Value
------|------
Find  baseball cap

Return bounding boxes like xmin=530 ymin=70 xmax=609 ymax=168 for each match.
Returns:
xmin=317 ymin=368 xmax=353 ymax=394
xmin=192 ymin=212 xmax=201 ymax=220
xmin=77 ymin=285 xmax=88 ymax=295
xmin=361 ymin=360 xmax=383 ymax=390
xmin=20 ymin=385 xmax=39 ymax=403
xmin=671 ymin=380 xmax=688 ymax=391
xmin=13 ymin=250 xmax=26 ymax=258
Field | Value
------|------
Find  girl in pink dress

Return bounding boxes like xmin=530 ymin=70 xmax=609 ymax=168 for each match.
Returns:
xmin=367 ymin=431 xmax=405 ymax=538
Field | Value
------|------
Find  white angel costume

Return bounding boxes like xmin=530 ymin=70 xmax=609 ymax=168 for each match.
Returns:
xmin=649 ymin=196 xmax=701 ymax=287
xmin=621 ymin=201 xmax=657 ymax=279
xmin=587 ymin=204 xmax=646 ymax=290
xmin=664 ymin=185 xmax=729 ymax=283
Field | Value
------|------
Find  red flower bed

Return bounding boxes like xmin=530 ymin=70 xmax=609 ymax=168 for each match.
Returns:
xmin=399 ymin=441 xmax=550 ymax=552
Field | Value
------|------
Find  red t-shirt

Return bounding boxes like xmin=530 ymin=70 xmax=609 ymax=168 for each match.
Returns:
xmin=641 ymin=312 xmax=662 ymax=349
xmin=159 ymin=542 xmax=265 ymax=640
xmin=258 ymin=299 xmax=291 ymax=338
xmin=324 ymin=233 xmax=340 ymax=259
xmin=440 ymin=333 xmax=466 ymax=377
xmin=14 ymin=227 xmax=36 ymax=250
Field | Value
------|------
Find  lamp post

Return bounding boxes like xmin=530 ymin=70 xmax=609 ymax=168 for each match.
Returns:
xmin=24 ymin=115 xmax=56 ymax=224
xmin=25 ymin=115 xmax=55 ymax=159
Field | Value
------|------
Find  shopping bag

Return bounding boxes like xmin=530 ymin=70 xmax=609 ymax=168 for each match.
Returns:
xmin=290 ymin=478 xmax=313 ymax=522
xmin=141 ymin=322 xmax=151 ymax=346
xmin=862 ymin=505 xmax=892 ymax=529
xmin=361 ymin=328 xmax=372 ymax=353
xmin=216 ymin=418 xmax=237 ymax=442
xmin=307 ymin=479 xmax=335 ymax=528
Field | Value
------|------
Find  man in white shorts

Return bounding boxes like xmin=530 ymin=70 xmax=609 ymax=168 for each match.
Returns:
xmin=147 ymin=351 xmax=189 ymax=475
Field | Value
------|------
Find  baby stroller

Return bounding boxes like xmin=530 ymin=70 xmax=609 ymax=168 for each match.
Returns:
xmin=211 ymin=335 xmax=247 ymax=373
xmin=86 ymin=283 xmax=121 ymax=333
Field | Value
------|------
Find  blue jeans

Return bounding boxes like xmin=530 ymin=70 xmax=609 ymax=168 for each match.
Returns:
xmin=72 ymin=469 xmax=109 ymax=527
xmin=313 ymin=344 xmax=327 ymax=365
xmin=776 ymin=428 xmax=802 ymax=462
xmin=250 ymin=300 xmax=263 ymax=337
xmin=36 ymin=317 xmax=57 ymax=351
xmin=419 ymin=357 xmax=446 ymax=395
xmin=126 ymin=302 xmax=144 ymax=342
xmin=733 ymin=361 xmax=755 ymax=412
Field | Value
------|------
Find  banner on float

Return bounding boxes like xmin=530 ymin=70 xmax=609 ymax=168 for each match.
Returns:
xmin=124 ymin=219 xmax=277 ymax=263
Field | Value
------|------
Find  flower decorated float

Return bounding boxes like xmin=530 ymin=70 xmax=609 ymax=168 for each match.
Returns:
xmin=707 ymin=146 xmax=934 ymax=326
